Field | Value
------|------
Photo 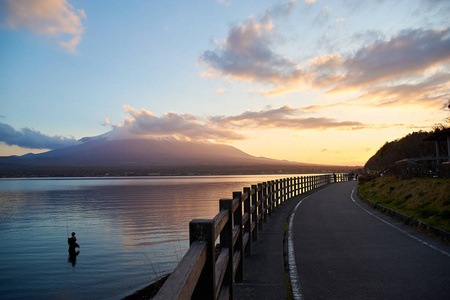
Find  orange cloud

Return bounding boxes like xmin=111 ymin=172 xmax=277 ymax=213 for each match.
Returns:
xmin=3 ymin=0 xmax=86 ymax=53
xmin=209 ymin=105 xmax=366 ymax=130
xmin=312 ymin=29 xmax=450 ymax=93
xmin=108 ymin=105 xmax=375 ymax=143
xmin=353 ymin=72 xmax=450 ymax=108
xmin=111 ymin=106 xmax=246 ymax=142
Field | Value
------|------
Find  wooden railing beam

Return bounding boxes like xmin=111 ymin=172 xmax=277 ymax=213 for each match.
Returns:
xmin=154 ymin=241 xmax=207 ymax=300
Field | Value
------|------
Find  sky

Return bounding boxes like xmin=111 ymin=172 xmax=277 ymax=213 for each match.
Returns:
xmin=0 ymin=0 xmax=449 ymax=166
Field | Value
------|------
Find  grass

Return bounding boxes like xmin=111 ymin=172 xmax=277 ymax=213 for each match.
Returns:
xmin=358 ymin=176 xmax=450 ymax=232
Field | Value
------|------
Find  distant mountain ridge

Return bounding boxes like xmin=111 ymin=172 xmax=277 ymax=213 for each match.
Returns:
xmin=1 ymin=138 xmax=283 ymax=168
xmin=1 ymin=134 xmax=314 ymax=166
xmin=0 ymin=135 xmax=360 ymax=177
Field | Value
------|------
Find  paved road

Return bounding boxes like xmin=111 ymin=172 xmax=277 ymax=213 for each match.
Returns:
xmin=290 ymin=181 xmax=450 ymax=299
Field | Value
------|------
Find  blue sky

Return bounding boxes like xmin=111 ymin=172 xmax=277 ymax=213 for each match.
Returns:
xmin=1 ymin=0 xmax=449 ymax=165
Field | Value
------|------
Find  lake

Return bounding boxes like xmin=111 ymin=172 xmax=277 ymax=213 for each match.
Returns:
xmin=0 ymin=175 xmax=301 ymax=299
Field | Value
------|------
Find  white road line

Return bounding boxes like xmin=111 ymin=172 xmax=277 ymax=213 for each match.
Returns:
xmin=351 ymin=186 xmax=450 ymax=258
xmin=287 ymin=195 xmax=312 ymax=300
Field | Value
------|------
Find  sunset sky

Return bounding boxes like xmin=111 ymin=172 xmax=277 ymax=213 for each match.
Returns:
xmin=1 ymin=0 xmax=449 ymax=166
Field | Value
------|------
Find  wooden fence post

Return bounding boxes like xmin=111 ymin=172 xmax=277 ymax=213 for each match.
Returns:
xmin=286 ymin=178 xmax=290 ymax=200
xmin=280 ymin=179 xmax=283 ymax=203
xmin=274 ymin=180 xmax=279 ymax=207
xmin=270 ymin=181 xmax=276 ymax=210
xmin=219 ymin=198 xmax=234 ymax=299
xmin=243 ymin=187 xmax=252 ymax=256
xmin=189 ymin=219 xmax=216 ymax=300
xmin=257 ymin=183 xmax=265 ymax=228
xmin=267 ymin=182 xmax=272 ymax=216
xmin=276 ymin=180 xmax=280 ymax=206
xmin=262 ymin=183 xmax=268 ymax=223
xmin=251 ymin=184 xmax=258 ymax=241
xmin=233 ymin=191 xmax=244 ymax=283
xmin=293 ymin=177 xmax=296 ymax=196
xmin=292 ymin=177 xmax=295 ymax=197
xmin=286 ymin=178 xmax=289 ymax=201
xmin=283 ymin=178 xmax=289 ymax=201
xmin=300 ymin=176 xmax=303 ymax=194
xmin=283 ymin=178 xmax=289 ymax=202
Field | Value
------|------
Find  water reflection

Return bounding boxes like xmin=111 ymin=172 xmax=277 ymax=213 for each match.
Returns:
xmin=68 ymin=249 xmax=80 ymax=267
xmin=0 ymin=175 xmax=304 ymax=299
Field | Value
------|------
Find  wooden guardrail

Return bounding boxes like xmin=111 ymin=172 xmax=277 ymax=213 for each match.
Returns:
xmin=154 ymin=173 xmax=349 ymax=300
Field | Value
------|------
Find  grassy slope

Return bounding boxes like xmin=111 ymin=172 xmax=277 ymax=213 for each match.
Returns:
xmin=358 ymin=177 xmax=450 ymax=232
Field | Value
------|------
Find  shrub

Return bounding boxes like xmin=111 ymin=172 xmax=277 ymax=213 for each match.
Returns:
xmin=441 ymin=210 xmax=450 ymax=220
xmin=358 ymin=174 xmax=379 ymax=182
xmin=420 ymin=209 xmax=438 ymax=218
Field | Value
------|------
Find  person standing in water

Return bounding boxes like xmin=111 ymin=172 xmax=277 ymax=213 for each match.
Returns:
xmin=68 ymin=232 xmax=80 ymax=251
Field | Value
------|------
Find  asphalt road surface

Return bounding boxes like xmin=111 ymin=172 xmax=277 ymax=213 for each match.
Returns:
xmin=290 ymin=181 xmax=450 ymax=299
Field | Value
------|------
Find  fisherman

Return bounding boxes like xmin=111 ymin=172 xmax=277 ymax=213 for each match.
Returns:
xmin=68 ymin=232 xmax=80 ymax=251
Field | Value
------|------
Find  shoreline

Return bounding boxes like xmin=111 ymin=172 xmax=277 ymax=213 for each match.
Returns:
xmin=122 ymin=274 xmax=170 ymax=300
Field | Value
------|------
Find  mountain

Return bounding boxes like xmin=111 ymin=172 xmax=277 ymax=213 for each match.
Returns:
xmin=0 ymin=134 xmax=360 ymax=177
xmin=0 ymin=138 xmax=275 ymax=167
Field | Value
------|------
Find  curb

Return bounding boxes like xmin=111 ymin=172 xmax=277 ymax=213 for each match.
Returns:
xmin=357 ymin=189 xmax=450 ymax=243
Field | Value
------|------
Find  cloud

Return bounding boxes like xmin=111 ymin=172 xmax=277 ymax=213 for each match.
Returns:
xmin=354 ymin=71 xmax=450 ymax=107
xmin=2 ymin=0 xmax=86 ymax=53
xmin=311 ymin=29 xmax=450 ymax=92
xmin=215 ymin=88 xmax=225 ymax=94
xmin=305 ymin=29 xmax=450 ymax=108
xmin=209 ymin=105 xmax=366 ymax=130
xmin=217 ymin=0 xmax=231 ymax=6
xmin=200 ymin=17 xmax=450 ymax=109
xmin=198 ymin=13 xmax=304 ymax=95
xmin=101 ymin=118 xmax=111 ymax=126
xmin=108 ymin=105 xmax=370 ymax=143
xmin=110 ymin=106 xmax=245 ymax=142
xmin=269 ymin=0 xmax=297 ymax=17
xmin=1 ymin=103 xmax=377 ymax=151
xmin=313 ymin=5 xmax=332 ymax=25
xmin=199 ymin=0 xmax=450 ymax=107
xmin=0 ymin=122 xmax=79 ymax=150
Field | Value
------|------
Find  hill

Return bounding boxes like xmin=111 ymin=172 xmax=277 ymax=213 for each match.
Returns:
xmin=364 ymin=127 xmax=449 ymax=172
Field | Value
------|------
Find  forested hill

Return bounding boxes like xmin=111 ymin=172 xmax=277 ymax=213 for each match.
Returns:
xmin=364 ymin=128 xmax=446 ymax=171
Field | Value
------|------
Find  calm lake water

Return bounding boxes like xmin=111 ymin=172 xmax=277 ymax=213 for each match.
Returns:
xmin=0 ymin=175 xmax=301 ymax=299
